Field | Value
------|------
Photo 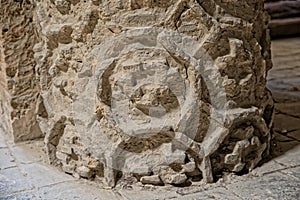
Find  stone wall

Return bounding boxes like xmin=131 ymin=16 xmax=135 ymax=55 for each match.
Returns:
xmin=0 ymin=0 xmax=43 ymax=141
xmin=0 ymin=0 xmax=274 ymax=187
xmin=0 ymin=30 xmax=12 ymax=136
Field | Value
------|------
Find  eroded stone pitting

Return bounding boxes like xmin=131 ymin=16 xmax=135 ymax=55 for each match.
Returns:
xmin=0 ymin=0 xmax=273 ymax=188
xmin=71 ymin=28 xmax=216 ymax=186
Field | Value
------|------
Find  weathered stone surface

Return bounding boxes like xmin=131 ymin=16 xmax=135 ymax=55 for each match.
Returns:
xmin=0 ymin=148 xmax=16 ymax=169
xmin=10 ymin=142 xmax=44 ymax=164
xmin=154 ymin=165 xmax=187 ymax=185
xmin=77 ymin=166 xmax=93 ymax=179
xmin=181 ymin=161 xmax=196 ymax=173
xmin=2 ymin=36 xmax=300 ymax=200
xmin=20 ymin=162 xmax=74 ymax=188
xmin=227 ymin=172 xmax=300 ymax=200
xmin=0 ymin=0 xmax=43 ymax=142
xmin=0 ymin=0 xmax=273 ymax=188
xmin=0 ymin=167 xmax=34 ymax=197
xmin=140 ymin=175 xmax=163 ymax=185
xmin=37 ymin=181 xmax=119 ymax=200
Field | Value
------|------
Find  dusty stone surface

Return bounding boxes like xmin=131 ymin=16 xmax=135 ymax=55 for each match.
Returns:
xmin=1 ymin=0 xmax=273 ymax=187
xmin=140 ymin=175 xmax=163 ymax=185
xmin=0 ymin=123 xmax=299 ymax=199
xmin=0 ymin=0 xmax=43 ymax=142
xmin=0 ymin=35 xmax=299 ymax=200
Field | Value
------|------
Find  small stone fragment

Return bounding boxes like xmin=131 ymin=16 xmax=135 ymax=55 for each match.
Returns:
xmin=77 ymin=166 xmax=93 ymax=179
xmin=181 ymin=162 xmax=196 ymax=173
xmin=161 ymin=173 xmax=187 ymax=185
xmin=59 ymin=146 xmax=72 ymax=155
xmin=62 ymin=161 xmax=76 ymax=174
xmin=140 ymin=175 xmax=163 ymax=185
xmin=56 ymin=151 xmax=70 ymax=162
xmin=158 ymin=166 xmax=187 ymax=185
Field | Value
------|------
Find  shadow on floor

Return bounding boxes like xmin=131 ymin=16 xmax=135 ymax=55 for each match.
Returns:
xmin=266 ymin=91 xmax=300 ymax=162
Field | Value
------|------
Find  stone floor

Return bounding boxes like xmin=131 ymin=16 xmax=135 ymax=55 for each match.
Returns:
xmin=1 ymin=37 xmax=300 ymax=200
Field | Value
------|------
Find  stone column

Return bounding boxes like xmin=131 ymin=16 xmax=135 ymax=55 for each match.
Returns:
xmin=1 ymin=0 xmax=274 ymax=187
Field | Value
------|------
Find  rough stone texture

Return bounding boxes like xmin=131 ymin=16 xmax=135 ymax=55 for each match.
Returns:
xmin=0 ymin=33 xmax=12 ymax=139
xmin=1 ymin=35 xmax=299 ymax=200
xmin=0 ymin=0 xmax=273 ymax=187
xmin=0 ymin=0 xmax=43 ymax=142
xmin=140 ymin=175 xmax=163 ymax=185
xmin=0 ymin=126 xmax=299 ymax=200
